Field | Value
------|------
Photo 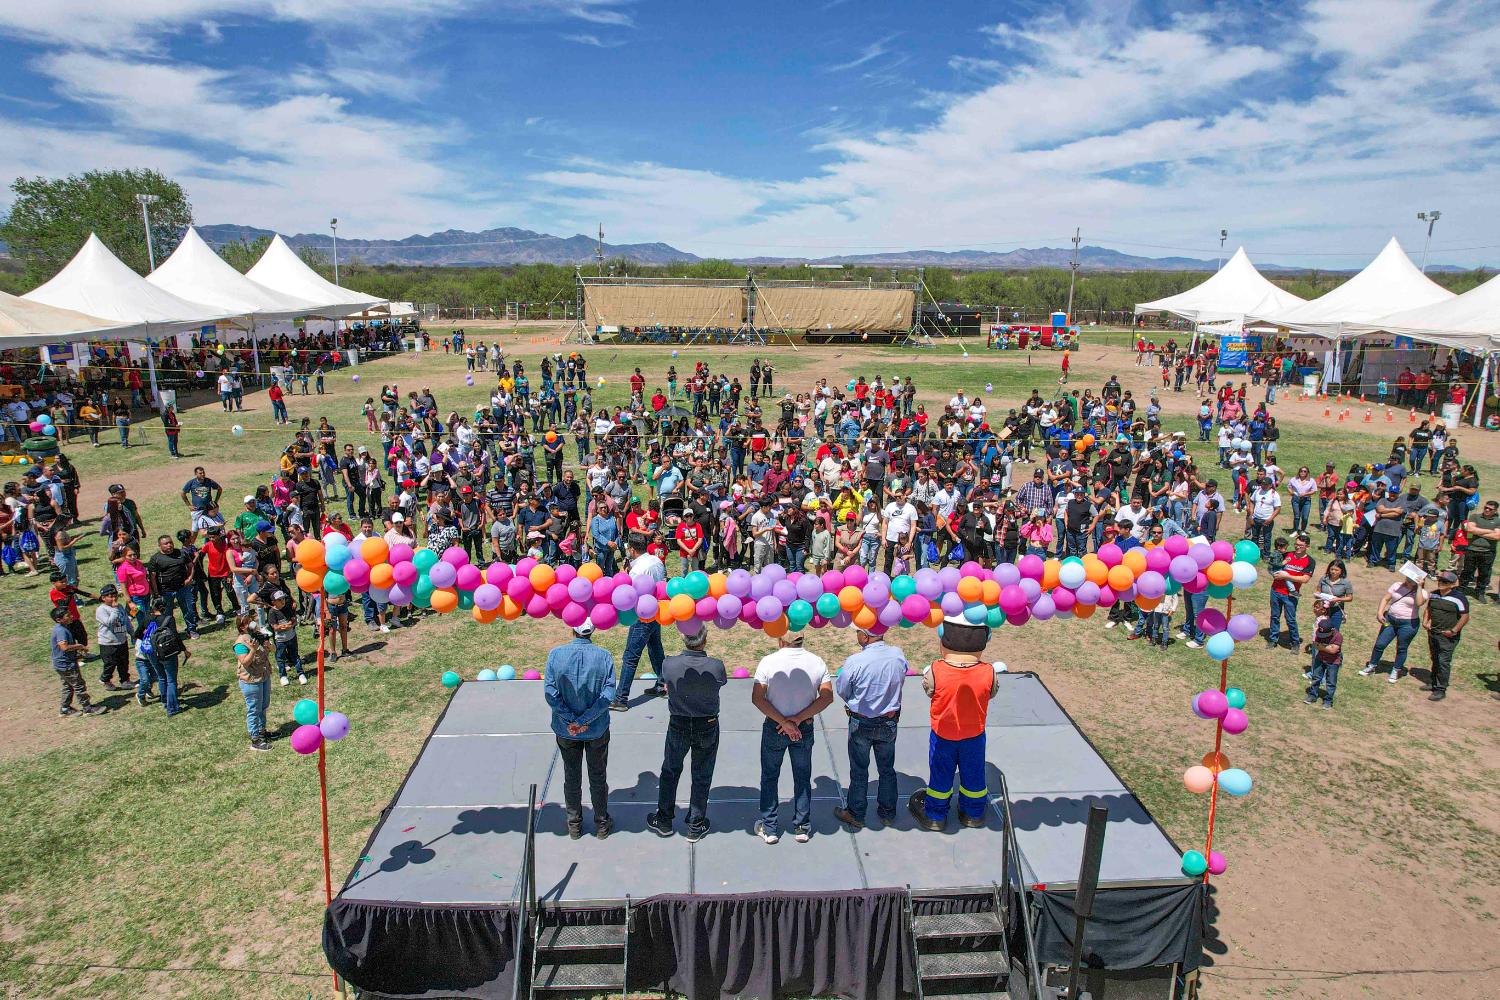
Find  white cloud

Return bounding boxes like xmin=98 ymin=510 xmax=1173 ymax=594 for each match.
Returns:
xmin=561 ymin=33 xmax=624 ymax=48
xmin=826 ymin=34 xmax=898 ymax=73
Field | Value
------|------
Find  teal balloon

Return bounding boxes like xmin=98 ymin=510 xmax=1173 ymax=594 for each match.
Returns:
xmin=1225 ymin=687 xmax=1247 ymax=710
xmin=36 ymin=413 xmax=51 ymax=425
xmin=458 ymin=591 xmax=475 ymax=610
xmin=985 ymin=606 xmax=1007 ymax=628
xmin=1218 ymin=768 xmax=1253 ymax=796
xmin=787 ymin=599 xmax=814 ymax=626
xmin=685 ymin=571 xmax=710 ymax=600
xmin=322 ymin=571 xmax=350 ymax=596
xmin=1180 ymin=850 xmax=1208 ymax=877
xmin=891 ymin=575 xmax=916 ymax=600
xmin=414 ymin=577 xmax=435 ymax=601
xmin=441 ymin=670 xmax=461 ymax=689
xmin=477 ymin=668 xmax=498 ymax=681
xmin=816 ymin=592 xmax=840 ymax=618
xmin=1206 ymin=582 xmax=1234 ymax=599
xmin=1164 ymin=577 xmax=1182 ymax=594
xmin=1233 ymin=540 xmax=1261 ymax=565
xmin=1205 ymin=631 xmax=1235 ymax=661
xmin=1061 ymin=556 xmax=1083 ymax=567
xmin=616 ymin=609 xmax=638 ymax=627
xmin=963 ymin=602 xmax=988 ymax=624
xmin=497 ymin=664 xmax=517 ymax=680
xmin=412 ymin=548 xmax=439 ymax=571
xmin=665 ymin=578 xmax=682 ymax=598
xmin=786 ymin=615 xmax=806 ymax=632
xmin=292 ymin=698 xmax=320 ymax=726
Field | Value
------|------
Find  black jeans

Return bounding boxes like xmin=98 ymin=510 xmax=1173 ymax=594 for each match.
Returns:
xmin=1459 ymin=548 xmax=1494 ymax=594
xmin=655 ymin=715 xmax=719 ymax=835
xmin=557 ymin=731 xmax=611 ymax=827
xmin=1427 ymin=631 xmax=1459 ymax=693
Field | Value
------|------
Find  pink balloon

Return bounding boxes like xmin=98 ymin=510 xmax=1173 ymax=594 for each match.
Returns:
xmin=546 ymin=583 xmax=570 ymax=611
xmin=695 ymin=596 xmax=718 ymax=620
xmin=555 ymin=563 xmax=577 ymax=584
xmin=455 ymin=565 xmax=482 ymax=590
xmin=525 ymin=594 xmax=550 ymax=618
xmin=392 ymin=561 xmax=418 ymax=587
xmin=487 ymin=562 xmax=512 ymax=587
xmin=821 ymin=570 xmax=846 ymax=594
xmin=1197 ymin=689 xmax=1229 ymax=719
xmin=290 ymin=724 xmax=323 ymax=755
xmin=1197 ymin=608 xmax=1228 ymax=635
xmin=1144 ymin=547 xmax=1172 ymax=574
xmin=901 ymin=594 xmax=929 ymax=622
xmin=1207 ymin=851 xmax=1228 ymax=875
xmin=1221 ymin=707 xmax=1248 ymax=735
xmin=999 ymin=585 xmax=1027 ymax=615
xmin=1210 ymin=540 xmax=1235 ymax=563
xmin=561 ymin=602 xmax=588 ymax=627
xmin=441 ymin=546 xmax=469 ymax=567
xmin=515 ymin=557 xmax=537 ymax=578
xmin=1096 ymin=585 xmax=1117 ymax=608
xmin=843 ymin=565 xmax=868 ymax=588
xmin=1184 ymin=572 xmax=1208 ymax=594
xmin=1017 ymin=554 xmax=1045 ymax=580
xmin=1163 ymin=535 xmax=1189 ymax=557
xmin=592 ymin=576 xmax=615 ymax=603
xmin=590 ymin=603 xmax=618 ymax=629
xmin=1051 ymin=587 xmax=1076 ymax=613
xmin=959 ymin=560 xmax=982 ymax=578
xmin=342 ymin=558 xmax=370 ymax=587
xmin=506 ymin=576 xmax=534 ymax=602
xmin=1097 ymin=542 xmax=1122 ymax=567
xmin=655 ymin=581 xmax=668 ymax=600
xmin=1007 ymin=606 xmax=1030 ymax=626
xmin=523 ymin=668 xmax=542 ymax=680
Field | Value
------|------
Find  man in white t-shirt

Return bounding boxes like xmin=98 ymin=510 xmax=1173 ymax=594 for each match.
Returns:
xmin=216 ymin=372 xmax=234 ymax=412
xmin=1247 ymin=477 xmax=1281 ymax=553
xmin=1116 ymin=497 xmax=1149 ymax=540
xmin=751 ymin=635 xmax=832 ymax=843
xmin=880 ymin=487 xmax=918 ymax=575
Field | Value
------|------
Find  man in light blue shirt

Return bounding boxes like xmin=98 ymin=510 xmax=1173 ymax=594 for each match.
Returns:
xmin=544 ymin=622 xmax=617 ymax=839
xmin=833 ymin=627 xmax=908 ymax=829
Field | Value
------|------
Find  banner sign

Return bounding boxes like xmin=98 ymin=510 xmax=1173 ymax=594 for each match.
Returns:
xmin=1216 ymin=334 xmax=1262 ymax=372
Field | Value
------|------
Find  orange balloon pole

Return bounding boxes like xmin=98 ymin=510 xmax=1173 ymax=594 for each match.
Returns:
xmin=315 ymin=591 xmax=340 ymax=994
xmin=1201 ymin=594 xmax=1232 ymax=883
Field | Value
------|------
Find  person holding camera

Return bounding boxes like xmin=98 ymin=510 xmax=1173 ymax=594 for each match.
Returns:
xmin=233 ymin=613 xmax=274 ymax=751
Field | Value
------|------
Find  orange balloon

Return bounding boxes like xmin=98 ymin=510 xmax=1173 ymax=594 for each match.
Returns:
xmin=577 ymin=561 xmax=603 ymax=582
xmin=1135 ymin=594 xmax=1162 ymax=611
xmin=1041 ymin=559 xmax=1061 ymax=591
xmin=956 ymin=576 xmax=982 ymax=603
xmin=708 ymin=572 xmax=728 ymax=598
xmin=1202 ymin=751 xmax=1231 ymax=774
xmin=430 ymin=588 xmax=459 ymax=613
xmin=529 ymin=563 xmax=556 ymax=591
xmin=838 ymin=585 xmax=864 ymax=612
xmin=1074 ymin=440 xmax=1088 ymax=452
xmin=369 ymin=563 xmax=394 ymax=589
xmin=1083 ymin=557 xmax=1109 ymax=587
xmin=295 ymin=539 xmax=326 ymax=571
xmin=1121 ymin=549 xmax=1148 ymax=576
xmin=1081 ymin=433 xmax=1095 ymax=446
xmin=1107 ymin=564 xmax=1136 ymax=592
xmin=472 ymin=605 xmax=499 ymax=623
xmin=925 ymin=606 xmax=944 ymax=627
xmin=980 ymin=579 xmax=1001 ymax=605
xmin=1073 ymin=602 xmax=1097 ymax=619
xmin=1205 ymin=560 xmax=1233 ymax=586
xmin=656 ymin=600 xmax=675 ymax=625
xmin=763 ymin=616 xmax=788 ymax=638
xmin=545 ymin=431 xmax=557 ymax=443
xmin=360 ymin=537 xmax=389 ymax=566
xmin=852 ymin=606 xmax=878 ymax=629
xmin=669 ymin=593 xmax=696 ymax=620
xmin=296 ymin=567 xmax=323 ymax=593
xmin=500 ymin=595 xmax=523 ymax=620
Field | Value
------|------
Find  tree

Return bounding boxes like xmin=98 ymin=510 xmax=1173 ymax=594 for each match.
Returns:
xmin=218 ymin=235 xmax=272 ymax=273
xmin=0 ymin=169 xmax=192 ymax=285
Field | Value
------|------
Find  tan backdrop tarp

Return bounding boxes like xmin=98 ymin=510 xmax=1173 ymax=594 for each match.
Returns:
xmin=584 ymin=285 xmax=744 ymax=329
xmin=755 ymin=287 xmax=914 ymax=332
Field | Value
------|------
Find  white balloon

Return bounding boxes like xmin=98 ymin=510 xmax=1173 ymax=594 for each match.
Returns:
xmin=1231 ymin=562 xmax=1258 ymax=589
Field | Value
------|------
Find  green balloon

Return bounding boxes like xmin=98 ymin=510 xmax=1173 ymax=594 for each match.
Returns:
xmin=1165 ymin=577 xmax=1183 ymax=595
xmin=891 ymin=575 xmax=916 ymax=600
xmin=665 ymin=578 xmax=682 ymax=598
xmin=414 ymin=577 xmax=435 ymax=600
xmin=1181 ymin=850 xmax=1207 ymax=877
xmin=815 ymin=592 xmax=840 ymax=618
xmin=786 ymin=616 xmax=806 ymax=632
xmin=898 ymin=616 xmax=917 ymax=628
xmin=787 ymin=599 xmax=814 ymax=626
xmin=293 ymin=698 xmax=320 ymax=726
xmin=1206 ymin=582 xmax=1234 ymax=599
xmin=1061 ymin=556 xmax=1083 ymax=568
xmin=985 ymin=606 xmax=1007 ymax=628
xmin=441 ymin=671 xmax=461 ymax=689
xmin=323 ymin=571 xmax=350 ymax=596
xmin=458 ymin=591 xmax=475 ymax=610
xmin=617 ymin=609 xmax=638 ymax=627
xmin=412 ymin=548 xmax=439 ymax=571
xmin=1233 ymin=540 xmax=1261 ymax=566
xmin=1226 ymin=687 xmax=1247 ymax=710
xmin=685 ymin=571 xmax=710 ymax=600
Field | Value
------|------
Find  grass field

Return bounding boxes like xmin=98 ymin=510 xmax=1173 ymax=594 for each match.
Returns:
xmin=1 ymin=328 xmax=1496 ymax=999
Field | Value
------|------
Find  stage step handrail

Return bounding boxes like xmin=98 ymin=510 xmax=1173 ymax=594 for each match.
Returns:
xmin=902 ymin=884 xmax=924 ymax=1000
xmin=513 ymin=783 xmax=538 ymax=1000
xmin=996 ymin=769 xmax=1045 ymax=1000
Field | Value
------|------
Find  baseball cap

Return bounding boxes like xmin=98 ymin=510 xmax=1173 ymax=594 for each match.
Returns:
xmin=272 ymin=590 xmax=288 ymax=601
xmin=256 ymin=520 xmax=273 ymax=532
xmin=108 ymin=483 xmax=125 ymax=495
xmin=573 ymin=621 xmax=596 ymax=637
xmin=1436 ymin=570 xmax=1459 ymax=584
xmin=392 ymin=513 xmax=405 ymax=522
xmin=98 ymin=583 xmax=119 ymax=596
xmin=244 ymin=495 xmax=256 ymax=504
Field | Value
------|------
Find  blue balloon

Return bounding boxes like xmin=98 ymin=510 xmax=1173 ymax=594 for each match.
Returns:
xmin=963 ymin=602 xmax=989 ymax=624
xmin=477 ymin=668 xmax=498 ymax=681
xmin=497 ymin=664 xmax=517 ymax=680
xmin=1205 ymin=632 xmax=1235 ymax=661
xmin=36 ymin=414 xmax=52 ymax=425
xmin=1218 ymin=768 xmax=1253 ymax=796
xmin=325 ymin=545 xmax=351 ymax=571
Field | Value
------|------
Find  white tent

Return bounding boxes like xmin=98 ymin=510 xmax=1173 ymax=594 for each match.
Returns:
xmin=245 ymin=235 xmax=383 ymax=317
xmin=1343 ymin=268 xmax=1500 ymax=353
xmin=0 ymin=290 xmax=130 ymax=349
xmin=147 ymin=227 xmax=327 ymax=319
xmin=1134 ymin=248 xmax=1305 ymax=326
xmin=1246 ymin=237 xmax=1454 ymax=339
xmin=24 ymin=233 xmax=233 ymax=336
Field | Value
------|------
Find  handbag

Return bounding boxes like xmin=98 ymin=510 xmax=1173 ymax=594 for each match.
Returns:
xmin=19 ymin=529 xmax=38 ymax=552
xmin=1 ymin=543 xmax=17 ymax=567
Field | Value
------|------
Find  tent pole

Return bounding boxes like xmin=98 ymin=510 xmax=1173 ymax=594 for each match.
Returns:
xmin=1474 ymin=352 xmax=1491 ymax=428
xmin=146 ymin=346 xmax=162 ymax=412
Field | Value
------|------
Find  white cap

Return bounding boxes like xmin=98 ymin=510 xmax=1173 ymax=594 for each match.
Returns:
xmin=573 ymin=621 xmax=596 ymax=637
xmin=244 ymin=495 xmax=256 ymax=503
xmin=391 ymin=512 xmax=405 ymax=522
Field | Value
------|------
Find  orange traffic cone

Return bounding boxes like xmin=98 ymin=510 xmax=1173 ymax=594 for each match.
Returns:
xmin=1385 ymin=408 xmax=1395 ymax=422
xmin=1363 ymin=408 xmax=1373 ymax=422
xmin=1323 ymin=406 xmax=1332 ymax=418
xmin=1338 ymin=409 xmax=1347 ymax=422
xmin=1408 ymin=409 xmax=1417 ymax=423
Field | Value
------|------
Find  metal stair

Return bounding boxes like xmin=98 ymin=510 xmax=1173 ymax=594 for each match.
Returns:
xmin=529 ymin=903 xmax=630 ymax=998
xmin=909 ymin=887 xmax=1011 ymax=999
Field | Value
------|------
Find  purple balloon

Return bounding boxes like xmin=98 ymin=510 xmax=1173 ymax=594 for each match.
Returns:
xmin=726 ymin=569 xmax=752 ymax=596
xmin=714 ymin=614 xmax=737 ymax=630
xmin=715 ymin=593 xmax=742 ymax=619
xmin=795 ymin=574 xmax=823 ymax=603
xmin=428 ymin=562 xmax=456 ymax=588
xmin=760 ymin=564 xmax=787 ymax=584
xmin=1227 ymin=613 xmax=1259 ymax=642
xmin=832 ymin=610 xmax=852 ymax=628
xmin=1075 ymin=581 xmax=1101 ymax=606
xmin=940 ymin=592 xmax=965 ymax=616
xmin=319 ymin=711 xmax=350 ymax=741
xmin=474 ymin=584 xmax=502 ymax=611
xmin=1019 ymin=577 xmax=1042 ymax=603
xmin=1031 ymin=594 xmax=1056 ymax=621
xmin=1169 ymin=555 xmax=1200 ymax=584
xmin=994 ymin=563 xmax=1021 ymax=587
xmin=914 ymin=568 xmax=942 ymax=599
xmin=611 ymin=584 xmax=637 ymax=611
xmin=862 ymin=581 xmax=889 ymax=609
xmin=636 ymin=593 xmax=659 ymax=620
xmin=1188 ymin=542 xmax=1215 ymax=569
xmin=1135 ymin=570 xmax=1166 ymax=599
xmin=1017 ymin=554 xmax=1045 ymax=581
xmin=877 ymin=600 xmax=904 ymax=626
xmin=755 ymin=596 xmax=783 ymax=623
xmin=567 ymin=577 xmax=594 ymax=603
xmin=1117 ymin=584 xmax=1137 ymax=602
xmin=937 ymin=566 xmax=961 ymax=591
xmin=772 ymin=579 xmax=798 ymax=606
xmin=749 ymin=573 xmax=774 ymax=601
xmin=388 ymin=582 xmax=413 ymax=606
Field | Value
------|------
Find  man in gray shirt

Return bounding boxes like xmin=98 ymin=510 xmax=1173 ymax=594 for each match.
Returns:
xmin=833 ymin=627 xmax=908 ymax=829
xmin=646 ymin=624 xmax=728 ymax=841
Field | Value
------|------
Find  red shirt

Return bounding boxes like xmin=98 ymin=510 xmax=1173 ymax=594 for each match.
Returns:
xmin=630 ymin=373 xmax=645 ymax=394
xmin=854 ymin=383 xmax=869 ymax=401
xmin=203 ymin=538 xmax=231 ymax=578
xmin=269 ymin=384 xmax=283 ymax=401
xmin=1273 ymin=552 xmax=1314 ymax=595
xmin=675 ymin=521 xmax=703 ymax=555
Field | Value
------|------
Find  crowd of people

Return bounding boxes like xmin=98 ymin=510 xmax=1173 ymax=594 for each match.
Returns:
xmin=14 ymin=336 xmax=1493 ymax=751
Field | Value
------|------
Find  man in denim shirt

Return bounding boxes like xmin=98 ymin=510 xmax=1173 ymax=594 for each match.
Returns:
xmin=833 ymin=627 xmax=908 ymax=829
xmin=544 ymin=622 xmax=618 ymax=839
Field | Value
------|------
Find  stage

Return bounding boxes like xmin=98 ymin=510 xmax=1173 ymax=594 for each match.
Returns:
xmin=326 ymin=672 xmax=1203 ymax=999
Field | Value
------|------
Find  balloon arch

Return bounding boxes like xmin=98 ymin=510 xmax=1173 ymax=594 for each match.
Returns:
xmin=291 ymin=533 xmax=1261 ymax=881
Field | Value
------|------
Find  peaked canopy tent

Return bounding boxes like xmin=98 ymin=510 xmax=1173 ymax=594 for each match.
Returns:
xmin=1134 ymin=248 xmax=1305 ymax=329
xmin=246 ymin=235 xmax=384 ymax=318
xmin=0 ymin=290 xmax=131 ymax=350
xmin=24 ymin=233 xmax=236 ymax=405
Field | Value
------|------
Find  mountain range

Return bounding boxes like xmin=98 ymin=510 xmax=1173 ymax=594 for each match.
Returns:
xmin=194 ymin=224 xmax=1474 ymax=273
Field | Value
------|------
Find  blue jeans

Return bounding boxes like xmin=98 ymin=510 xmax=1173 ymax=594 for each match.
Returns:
xmin=53 ymin=547 xmax=79 ymax=585
xmin=1290 ymin=496 xmax=1311 ymax=533
xmin=135 ymin=653 xmax=157 ymax=699
xmin=272 ymin=399 xmax=288 ymax=422
xmin=116 ymin=417 xmax=130 ymax=447
xmin=1066 ymin=529 xmax=1088 ymax=557
xmin=655 ymin=715 xmax=719 ymax=836
xmin=166 ymin=585 xmax=199 ymax=633
xmin=925 ymin=730 xmax=987 ymax=821
xmin=275 ymin=638 xmax=303 ymax=678
xmin=1268 ymin=590 xmax=1300 ymax=646
xmin=1367 ymin=616 xmax=1419 ymax=673
xmin=1367 ymin=533 xmax=1399 ymax=569
xmin=240 ymin=677 xmax=270 ymax=736
xmin=154 ymin=653 xmax=180 ymax=715
xmin=1307 ymin=658 xmax=1340 ymax=705
xmin=759 ymin=718 xmax=814 ymax=836
xmin=1180 ymin=589 xmax=1207 ymax=642
xmin=617 ymin=620 xmax=664 ymax=700
xmin=845 ymin=714 xmax=898 ymax=822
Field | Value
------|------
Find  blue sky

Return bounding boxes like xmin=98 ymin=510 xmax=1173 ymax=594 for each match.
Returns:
xmin=1 ymin=0 xmax=1498 ymax=267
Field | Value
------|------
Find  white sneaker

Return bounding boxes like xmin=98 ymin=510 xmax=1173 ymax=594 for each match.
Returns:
xmin=1104 ymin=621 xmax=1117 ymax=630
xmin=1357 ymin=665 xmax=1376 ymax=676
xmin=1185 ymin=639 xmax=1202 ymax=649
xmin=380 ymin=624 xmax=390 ymax=633
xmin=298 ymin=674 xmax=308 ymax=685
xmin=214 ymin=613 xmax=225 ymax=625
xmin=1388 ymin=668 xmax=1400 ymax=683
xmin=754 ymin=821 xmax=780 ymax=845
xmin=280 ymin=676 xmax=290 ymax=686
xmin=794 ymin=830 xmax=811 ymax=843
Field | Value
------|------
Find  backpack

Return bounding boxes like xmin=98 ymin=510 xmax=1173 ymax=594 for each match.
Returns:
xmin=138 ymin=620 xmax=159 ymax=657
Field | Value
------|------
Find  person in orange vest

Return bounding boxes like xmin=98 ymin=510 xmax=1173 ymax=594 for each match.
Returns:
xmin=908 ymin=614 xmax=1003 ymax=831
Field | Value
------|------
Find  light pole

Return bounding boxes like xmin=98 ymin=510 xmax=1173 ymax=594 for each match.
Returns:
xmin=1065 ymin=227 xmax=1081 ymax=321
xmin=330 ymin=218 xmax=340 ymax=285
xmin=1218 ymin=229 xmax=1228 ymax=270
xmin=1417 ymin=211 xmax=1441 ymax=273
xmin=135 ymin=193 xmax=160 ymax=271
